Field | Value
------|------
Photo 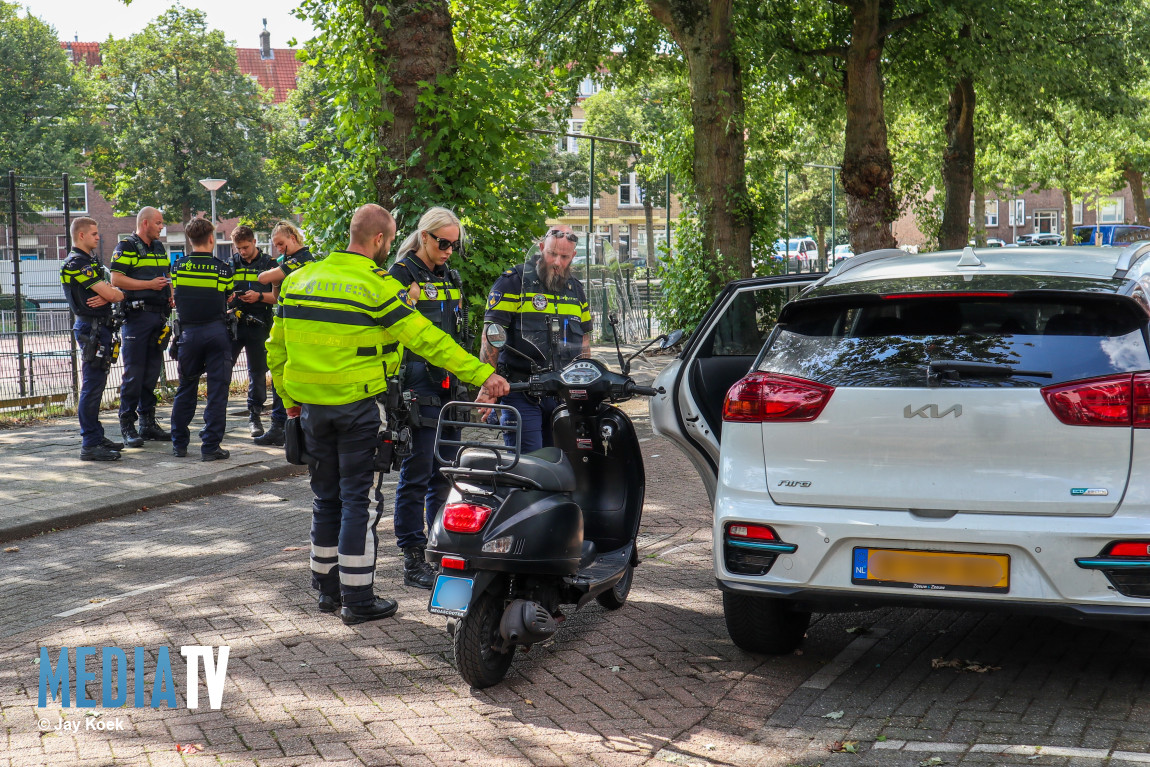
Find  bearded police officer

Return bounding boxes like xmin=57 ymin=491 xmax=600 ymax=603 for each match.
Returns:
xmin=482 ymin=226 xmax=591 ymax=451
xmin=228 ymin=225 xmax=283 ymax=439
xmin=169 ymin=217 xmax=234 ymax=461
xmin=267 ymin=204 xmax=508 ymax=625
xmin=61 ymin=217 xmax=125 ymax=461
xmin=387 ymin=206 xmax=469 ymax=589
xmin=110 ymin=206 xmax=173 ymax=448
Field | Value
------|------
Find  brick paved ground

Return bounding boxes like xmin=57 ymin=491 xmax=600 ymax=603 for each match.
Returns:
xmin=2 ymin=375 xmax=1149 ymax=765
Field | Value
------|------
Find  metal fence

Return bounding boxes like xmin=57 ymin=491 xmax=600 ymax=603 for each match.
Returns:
xmin=0 ymin=172 xmax=254 ymax=413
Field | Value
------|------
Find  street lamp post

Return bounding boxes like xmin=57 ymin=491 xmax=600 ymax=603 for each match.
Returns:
xmin=198 ymin=178 xmax=227 ymax=224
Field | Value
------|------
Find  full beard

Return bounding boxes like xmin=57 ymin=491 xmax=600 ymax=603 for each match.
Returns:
xmin=538 ymin=260 xmax=569 ymax=293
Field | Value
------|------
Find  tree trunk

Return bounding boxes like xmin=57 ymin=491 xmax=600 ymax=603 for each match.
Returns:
xmin=1062 ymin=188 xmax=1073 ymax=244
xmin=363 ymin=0 xmax=457 ymax=207
xmin=938 ymin=73 xmax=975 ymax=250
xmin=1125 ymin=165 xmax=1148 ymax=226
xmin=643 ymin=195 xmax=656 ymax=268
xmin=646 ymin=0 xmax=754 ymax=280
xmin=972 ymin=187 xmax=985 ymax=246
xmin=815 ymin=223 xmax=827 ymax=271
xmin=842 ymin=0 xmax=899 ymax=254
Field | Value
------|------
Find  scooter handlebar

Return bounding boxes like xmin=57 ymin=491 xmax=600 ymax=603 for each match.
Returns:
xmin=507 ymin=381 xmax=532 ymax=393
xmin=625 ymin=382 xmax=664 ymax=397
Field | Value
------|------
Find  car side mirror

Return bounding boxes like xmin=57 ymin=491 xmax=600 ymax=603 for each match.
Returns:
xmin=484 ymin=322 xmax=507 ymax=349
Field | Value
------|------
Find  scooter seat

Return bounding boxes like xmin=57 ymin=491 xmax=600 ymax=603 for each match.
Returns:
xmin=458 ymin=446 xmax=576 ymax=493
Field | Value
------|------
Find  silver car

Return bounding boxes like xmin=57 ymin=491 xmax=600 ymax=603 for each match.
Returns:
xmin=651 ymin=244 xmax=1150 ymax=654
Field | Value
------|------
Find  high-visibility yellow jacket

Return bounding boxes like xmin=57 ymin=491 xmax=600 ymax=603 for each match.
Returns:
xmin=266 ymin=250 xmax=493 ymax=407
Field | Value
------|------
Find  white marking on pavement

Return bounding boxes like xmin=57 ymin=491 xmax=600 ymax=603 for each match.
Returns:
xmin=54 ymin=576 xmax=196 ymax=617
xmin=878 ymin=741 xmax=1117 ymax=760
xmin=800 ymin=628 xmax=890 ymax=689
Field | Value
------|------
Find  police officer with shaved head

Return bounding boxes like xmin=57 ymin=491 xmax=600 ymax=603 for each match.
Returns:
xmin=110 ymin=206 xmax=173 ymax=448
xmin=267 ymin=203 xmax=509 ymax=625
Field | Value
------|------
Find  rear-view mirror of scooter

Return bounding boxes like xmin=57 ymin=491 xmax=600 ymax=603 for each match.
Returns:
xmin=424 ymin=351 xmax=666 ymax=688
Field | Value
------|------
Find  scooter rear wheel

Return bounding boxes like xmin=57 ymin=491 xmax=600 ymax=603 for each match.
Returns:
xmin=454 ymin=590 xmax=514 ymax=688
xmin=595 ymin=563 xmax=634 ymax=610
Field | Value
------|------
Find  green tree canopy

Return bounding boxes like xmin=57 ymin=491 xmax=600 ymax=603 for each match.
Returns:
xmin=0 ymin=3 xmax=95 ymax=185
xmin=88 ymin=6 xmax=284 ymax=224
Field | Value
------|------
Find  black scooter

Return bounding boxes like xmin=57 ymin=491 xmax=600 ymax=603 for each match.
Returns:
xmin=425 ymin=326 xmax=683 ymax=688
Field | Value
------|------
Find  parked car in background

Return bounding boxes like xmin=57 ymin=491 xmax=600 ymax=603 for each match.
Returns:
xmin=650 ymin=243 xmax=1150 ymax=654
xmin=1018 ymin=232 xmax=1063 ymax=246
xmin=832 ymin=244 xmax=854 ymax=262
xmin=986 ymin=238 xmax=1005 ymax=247
xmin=1072 ymin=224 xmax=1150 ymax=247
xmin=773 ymin=237 xmax=818 ymax=265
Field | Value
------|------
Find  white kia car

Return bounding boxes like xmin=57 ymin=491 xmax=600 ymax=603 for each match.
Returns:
xmin=651 ymin=244 xmax=1150 ymax=654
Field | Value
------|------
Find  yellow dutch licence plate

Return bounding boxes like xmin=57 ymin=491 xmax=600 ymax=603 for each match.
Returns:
xmin=852 ymin=548 xmax=1010 ymax=593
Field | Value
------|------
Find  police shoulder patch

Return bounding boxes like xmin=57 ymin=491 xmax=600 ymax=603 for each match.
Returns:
xmin=487 ymin=291 xmax=502 ymax=309
xmin=398 ymin=288 xmax=414 ymax=308
xmin=82 ymin=267 xmax=96 ymax=278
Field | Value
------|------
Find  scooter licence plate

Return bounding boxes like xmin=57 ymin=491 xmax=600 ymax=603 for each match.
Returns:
xmin=428 ymin=574 xmax=473 ymax=617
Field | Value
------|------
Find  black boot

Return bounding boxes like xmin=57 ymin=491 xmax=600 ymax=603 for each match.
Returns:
xmin=80 ymin=444 xmax=121 ymax=462
xmin=139 ymin=414 xmax=170 ymax=441
xmin=403 ymin=546 xmax=436 ymax=589
xmin=249 ymin=413 xmax=265 ymax=438
xmin=120 ymin=418 xmax=144 ymax=449
xmin=340 ymin=596 xmax=398 ymax=625
xmin=253 ymin=422 xmax=285 ymax=446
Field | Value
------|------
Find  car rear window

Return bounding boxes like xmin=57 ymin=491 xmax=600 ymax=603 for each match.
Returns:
xmin=759 ymin=295 xmax=1150 ymax=387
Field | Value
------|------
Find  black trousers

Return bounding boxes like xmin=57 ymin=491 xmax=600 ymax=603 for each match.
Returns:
xmin=302 ymin=398 xmax=382 ymax=606
xmin=118 ymin=310 xmax=167 ymax=422
xmin=170 ymin=322 xmax=231 ymax=454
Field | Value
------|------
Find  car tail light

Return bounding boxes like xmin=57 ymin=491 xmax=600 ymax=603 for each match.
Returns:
xmin=727 ymin=523 xmax=778 ymax=542
xmin=1042 ymin=373 xmax=1150 ymax=427
xmin=442 ymin=503 xmax=492 ymax=533
xmin=1105 ymin=541 xmax=1150 ymax=557
xmin=723 ymin=373 xmax=834 ymax=423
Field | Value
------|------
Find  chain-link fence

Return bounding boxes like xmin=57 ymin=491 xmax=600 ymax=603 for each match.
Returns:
xmin=529 ymin=129 xmax=678 ymax=344
xmin=0 ymin=172 xmax=256 ymax=413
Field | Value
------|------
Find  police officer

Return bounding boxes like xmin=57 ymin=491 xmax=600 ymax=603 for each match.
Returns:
xmin=482 ymin=226 xmax=591 ymax=451
xmin=254 ymin=219 xmax=314 ymax=446
xmin=169 ymin=217 xmax=234 ymax=461
xmin=110 ymin=206 xmax=173 ymax=448
xmin=228 ymin=225 xmax=282 ymax=439
xmin=266 ymin=204 xmax=508 ymax=625
xmin=387 ymin=206 xmax=469 ymax=589
xmin=61 ymin=217 xmax=125 ymax=461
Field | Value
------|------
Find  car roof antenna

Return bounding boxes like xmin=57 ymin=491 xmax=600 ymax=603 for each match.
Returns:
xmin=957 ymin=247 xmax=983 ymax=267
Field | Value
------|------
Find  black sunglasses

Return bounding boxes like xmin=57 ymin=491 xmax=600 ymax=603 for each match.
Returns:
xmin=425 ymin=232 xmax=461 ymax=251
xmin=547 ymin=229 xmax=579 ymax=243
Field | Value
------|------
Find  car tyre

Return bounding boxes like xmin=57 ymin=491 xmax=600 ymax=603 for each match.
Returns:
xmin=453 ymin=590 xmax=514 ymax=689
xmin=723 ymin=592 xmax=810 ymax=654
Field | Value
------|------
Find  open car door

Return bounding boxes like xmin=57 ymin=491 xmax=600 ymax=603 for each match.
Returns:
xmin=649 ymin=275 xmax=819 ymax=503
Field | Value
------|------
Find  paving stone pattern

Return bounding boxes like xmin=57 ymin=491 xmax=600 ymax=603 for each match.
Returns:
xmin=1 ymin=382 xmax=1149 ymax=765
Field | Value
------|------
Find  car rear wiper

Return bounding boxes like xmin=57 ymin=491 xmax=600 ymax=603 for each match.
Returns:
xmin=928 ymin=359 xmax=1053 ymax=384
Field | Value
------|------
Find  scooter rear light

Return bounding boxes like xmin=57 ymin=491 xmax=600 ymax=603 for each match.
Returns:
xmin=723 ymin=372 xmax=834 ymax=423
xmin=441 ymin=556 xmax=467 ymax=570
xmin=443 ymin=502 xmax=492 ymax=533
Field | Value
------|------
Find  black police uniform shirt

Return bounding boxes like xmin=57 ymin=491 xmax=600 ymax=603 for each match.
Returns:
xmin=275 ymin=246 xmax=314 ymax=280
xmin=110 ymin=233 xmax=170 ymax=309
xmin=484 ymin=257 xmax=592 ymax=375
xmin=60 ymin=248 xmax=112 ymax=320
xmin=388 ymin=250 xmax=464 ymax=384
xmin=172 ymin=251 xmax=235 ymax=326
xmin=229 ymin=249 xmax=276 ymax=327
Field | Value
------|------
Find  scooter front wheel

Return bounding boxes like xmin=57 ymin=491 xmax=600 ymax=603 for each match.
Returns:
xmin=453 ymin=590 xmax=514 ymax=688
xmin=595 ymin=563 xmax=634 ymax=610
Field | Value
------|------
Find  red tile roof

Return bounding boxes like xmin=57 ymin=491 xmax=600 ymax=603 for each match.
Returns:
xmin=58 ymin=42 xmax=302 ymax=104
xmin=235 ymin=48 xmax=303 ymax=104
xmin=61 ymin=41 xmax=101 ymax=67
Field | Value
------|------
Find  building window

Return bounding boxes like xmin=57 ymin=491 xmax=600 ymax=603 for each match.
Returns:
xmin=619 ymin=172 xmax=644 ymax=207
xmin=38 ymin=182 xmax=88 ymax=215
xmin=566 ymin=119 xmax=584 ymax=154
xmin=1073 ymin=202 xmax=1083 ymax=225
xmin=1008 ymin=199 xmax=1025 ymax=227
xmin=578 ymin=77 xmax=598 ymax=97
xmin=1034 ymin=210 xmax=1059 ymax=233
xmin=985 ymin=200 xmax=999 ymax=227
xmin=1099 ymin=197 xmax=1124 ymax=224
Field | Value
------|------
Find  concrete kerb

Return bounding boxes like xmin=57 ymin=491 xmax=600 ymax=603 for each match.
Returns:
xmin=0 ymin=459 xmax=304 ymax=544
